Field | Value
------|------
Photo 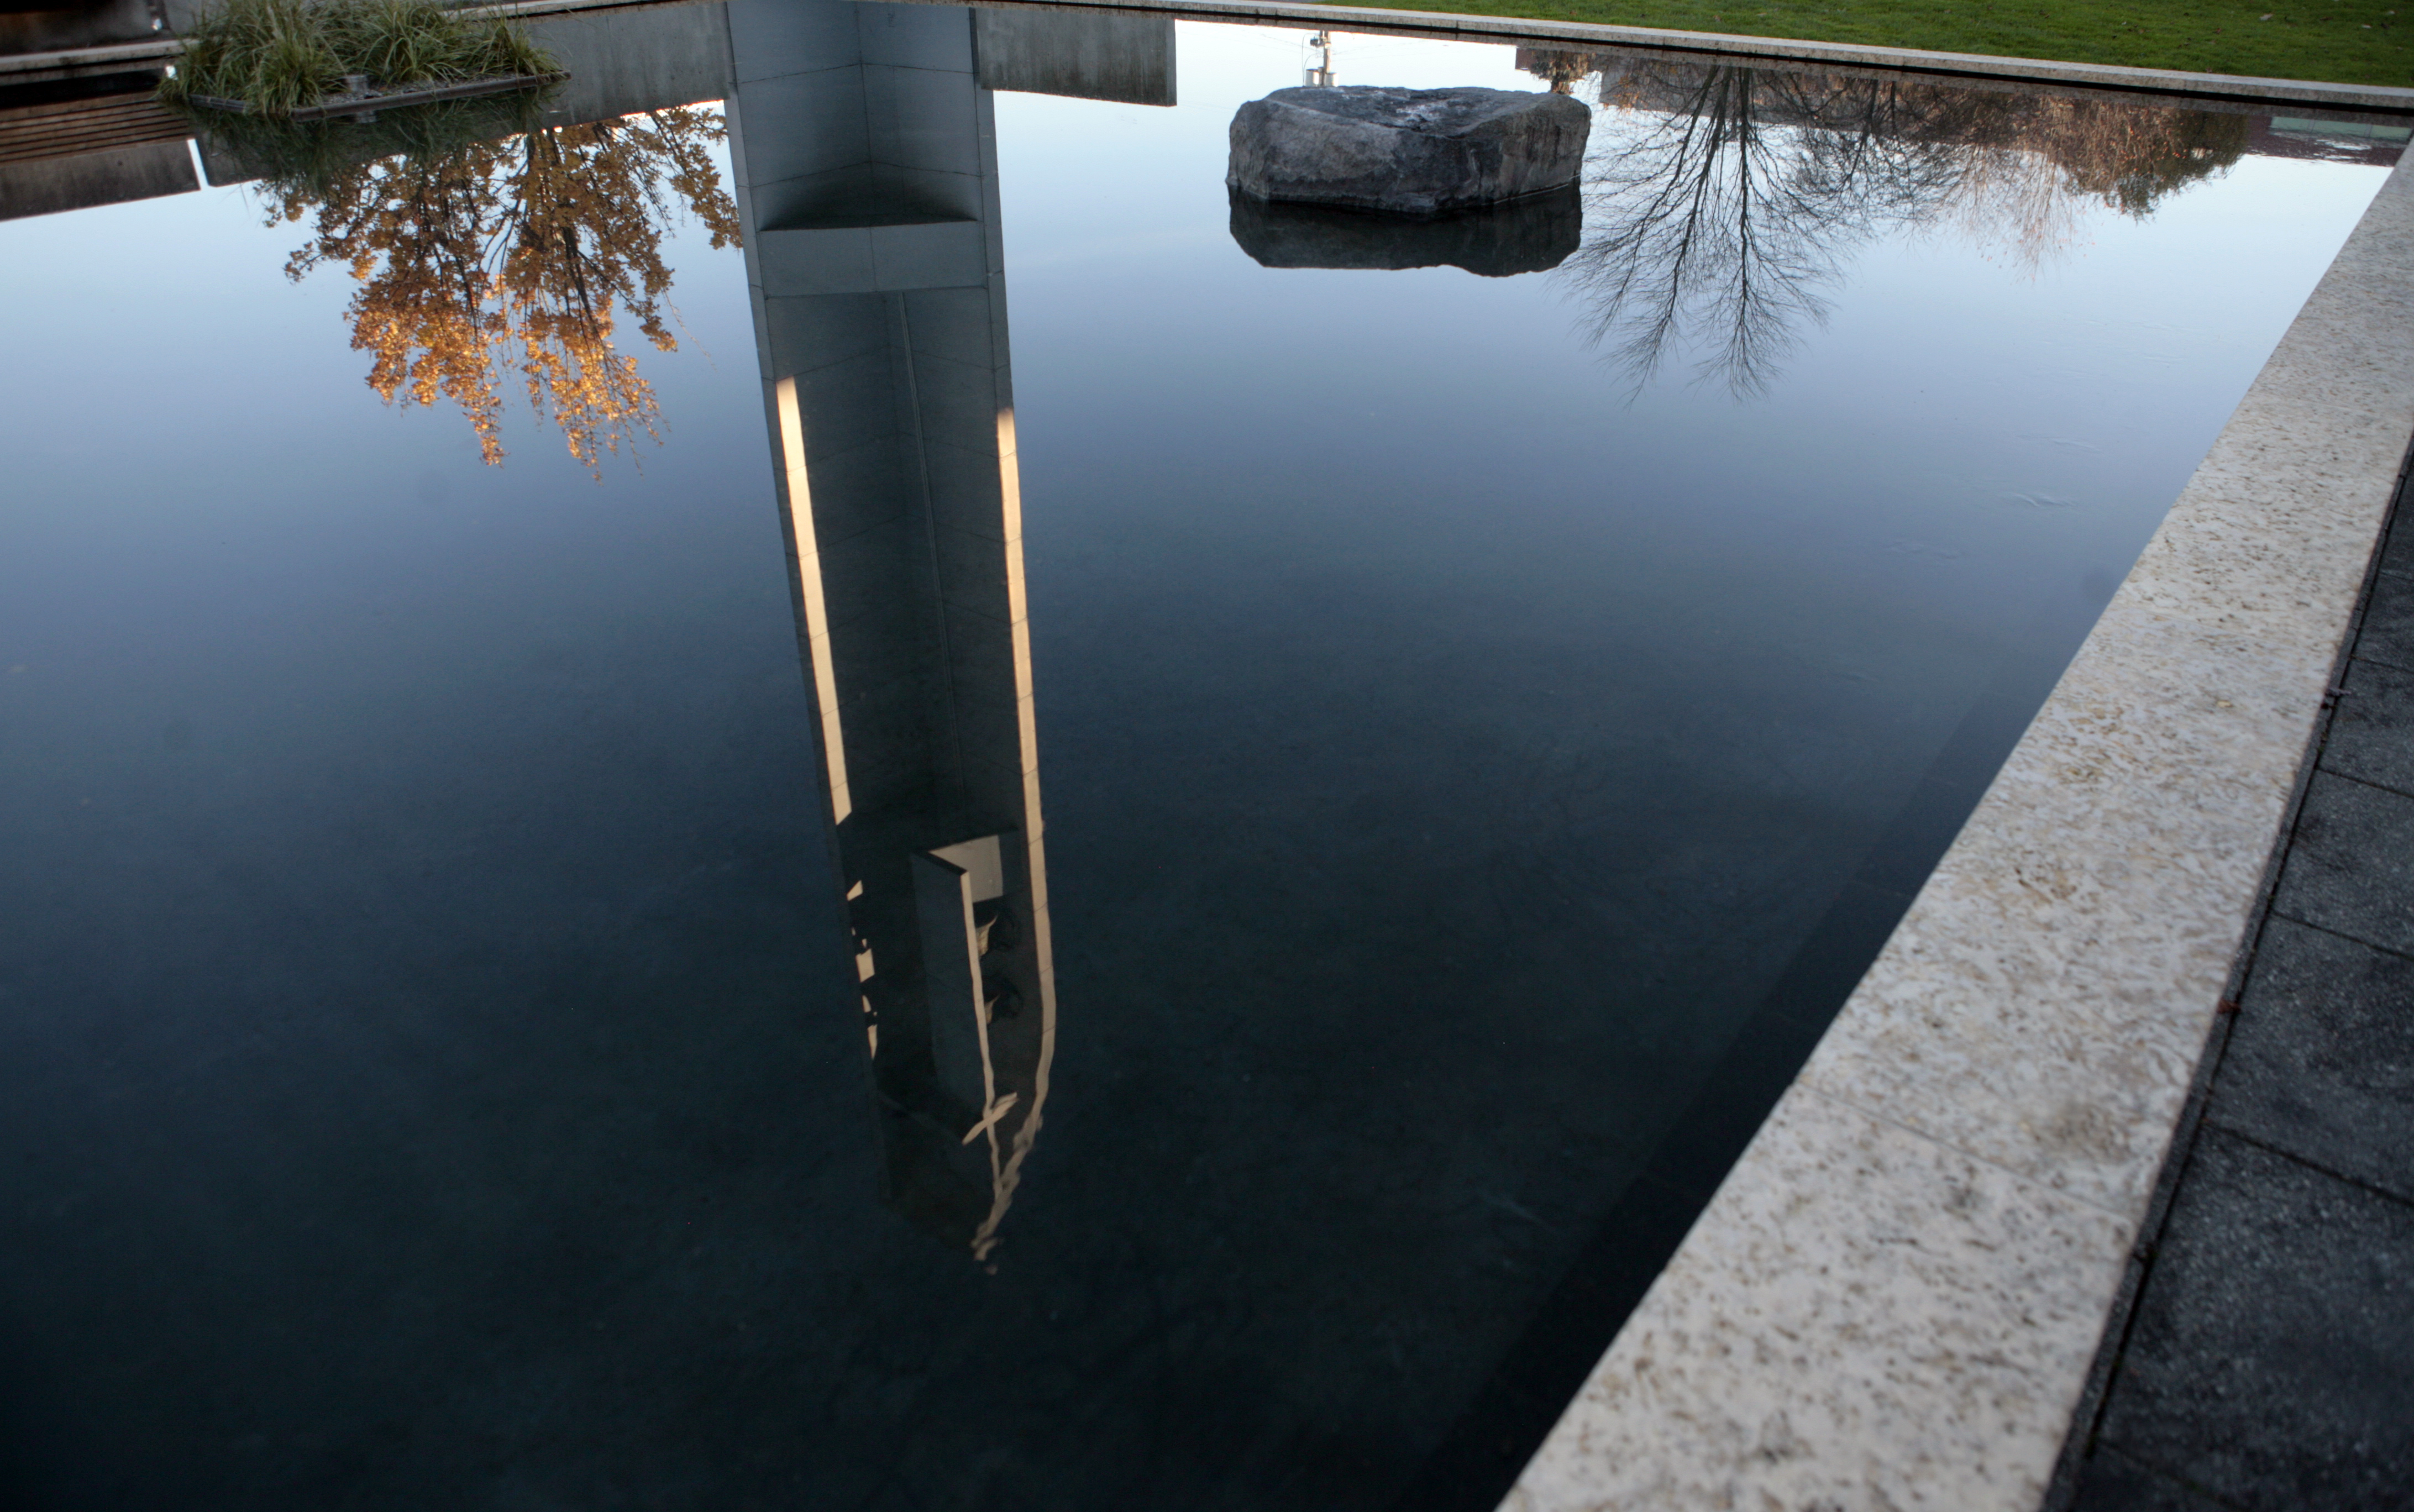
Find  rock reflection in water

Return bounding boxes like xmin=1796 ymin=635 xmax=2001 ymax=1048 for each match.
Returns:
xmin=1528 ymin=53 xmax=2249 ymax=395
xmin=1227 ymin=183 xmax=1581 ymax=276
xmin=229 ymin=101 xmax=739 ymax=469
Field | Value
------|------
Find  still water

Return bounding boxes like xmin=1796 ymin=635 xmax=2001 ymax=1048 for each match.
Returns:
xmin=0 ymin=4 xmax=2399 ymax=1507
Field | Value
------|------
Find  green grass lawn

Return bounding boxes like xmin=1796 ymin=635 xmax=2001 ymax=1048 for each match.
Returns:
xmin=1319 ymin=0 xmax=2413 ymax=87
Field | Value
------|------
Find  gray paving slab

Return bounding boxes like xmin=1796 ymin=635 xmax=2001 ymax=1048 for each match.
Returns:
xmin=2058 ymin=491 xmax=2414 ymax=1512
xmin=2322 ymin=657 xmax=2414 ymax=797
xmin=2093 ymin=1127 xmax=2414 ymax=1512
xmin=2066 ymin=1443 xmax=2237 ymax=1512
xmin=2207 ymin=915 xmax=2414 ymax=1204
xmin=2382 ymin=519 xmax=2414 ymax=578
xmin=2270 ymin=770 xmax=2414 ymax=957
xmin=2358 ymin=568 xmax=2414 ymax=671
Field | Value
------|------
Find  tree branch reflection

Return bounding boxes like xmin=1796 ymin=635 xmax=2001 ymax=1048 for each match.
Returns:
xmin=1540 ymin=57 xmax=2248 ymax=396
xmin=251 ymin=104 xmax=741 ymax=471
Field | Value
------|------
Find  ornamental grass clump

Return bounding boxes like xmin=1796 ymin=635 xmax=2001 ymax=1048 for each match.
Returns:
xmin=161 ymin=0 xmax=553 ymax=116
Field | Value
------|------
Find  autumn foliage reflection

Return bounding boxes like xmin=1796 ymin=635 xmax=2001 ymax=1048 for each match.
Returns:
xmin=1525 ymin=55 xmax=2248 ymax=395
xmin=263 ymin=106 xmax=741 ymax=469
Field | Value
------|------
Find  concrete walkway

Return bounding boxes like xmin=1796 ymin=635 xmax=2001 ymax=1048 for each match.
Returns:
xmin=2049 ymin=470 xmax=2414 ymax=1510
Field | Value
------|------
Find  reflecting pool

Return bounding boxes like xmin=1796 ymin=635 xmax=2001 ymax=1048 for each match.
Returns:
xmin=0 ymin=4 xmax=2400 ymax=1508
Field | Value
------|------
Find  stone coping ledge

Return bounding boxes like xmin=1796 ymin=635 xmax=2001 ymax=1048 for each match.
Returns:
xmin=9 ymin=0 xmax=2413 ymax=113
xmin=1507 ymin=146 xmax=2414 ymax=1512
xmin=0 ymin=38 xmax=180 ymax=80
xmin=904 ymin=0 xmax=2414 ymax=112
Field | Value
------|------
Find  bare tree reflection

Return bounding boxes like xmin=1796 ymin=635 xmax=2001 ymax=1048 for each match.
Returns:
xmin=251 ymin=105 xmax=741 ymax=470
xmin=1566 ymin=67 xmax=1957 ymax=396
xmin=1538 ymin=55 xmax=2248 ymax=396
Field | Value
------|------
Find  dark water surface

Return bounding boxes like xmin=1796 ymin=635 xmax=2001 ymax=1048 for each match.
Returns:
xmin=0 ymin=4 xmax=2400 ymax=1508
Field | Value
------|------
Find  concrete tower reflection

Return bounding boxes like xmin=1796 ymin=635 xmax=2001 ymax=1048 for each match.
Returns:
xmin=723 ymin=0 xmax=1169 ymax=1259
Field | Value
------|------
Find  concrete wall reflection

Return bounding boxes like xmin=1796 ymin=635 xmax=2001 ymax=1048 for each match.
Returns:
xmin=730 ymin=0 xmax=1168 ymax=1259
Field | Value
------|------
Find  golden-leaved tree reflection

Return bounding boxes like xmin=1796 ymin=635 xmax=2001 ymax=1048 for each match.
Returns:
xmin=262 ymin=106 xmax=741 ymax=470
xmin=1529 ymin=56 xmax=2248 ymax=396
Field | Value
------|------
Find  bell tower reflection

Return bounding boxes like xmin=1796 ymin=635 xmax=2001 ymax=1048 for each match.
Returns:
xmin=725 ymin=0 xmax=1171 ymax=1258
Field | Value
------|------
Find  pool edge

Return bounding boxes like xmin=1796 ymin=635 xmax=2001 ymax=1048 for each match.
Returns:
xmin=870 ymin=0 xmax=2414 ymax=112
xmin=1499 ymin=153 xmax=2414 ymax=1512
xmin=18 ymin=1 xmax=2411 ymax=105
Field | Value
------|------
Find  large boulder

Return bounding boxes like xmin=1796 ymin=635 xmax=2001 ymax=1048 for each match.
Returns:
xmin=1227 ymin=86 xmax=1590 ymax=217
xmin=1227 ymin=184 xmax=1580 ymax=277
